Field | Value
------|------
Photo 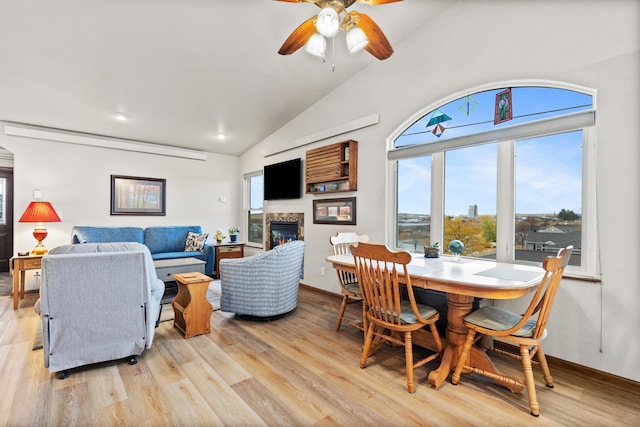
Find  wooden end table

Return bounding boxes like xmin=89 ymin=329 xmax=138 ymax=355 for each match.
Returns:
xmin=10 ymin=254 xmax=43 ymax=310
xmin=172 ymin=272 xmax=213 ymax=338
xmin=214 ymin=242 xmax=245 ymax=279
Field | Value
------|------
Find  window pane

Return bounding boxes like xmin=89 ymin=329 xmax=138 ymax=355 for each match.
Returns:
xmin=250 ymin=175 xmax=263 ymax=210
xmin=248 ymin=174 xmax=263 ymax=245
xmin=515 ymin=131 xmax=582 ymax=265
xmin=247 ymin=211 xmax=263 ymax=245
xmin=394 ymin=87 xmax=592 ymax=148
xmin=397 ymin=156 xmax=431 ymax=252
xmin=444 ymin=144 xmax=497 ymax=258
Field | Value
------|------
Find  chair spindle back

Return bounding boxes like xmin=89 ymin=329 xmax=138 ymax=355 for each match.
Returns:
xmin=501 ymin=246 xmax=573 ymax=339
xmin=330 ymin=232 xmax=369 ymax=287
xmin=351 ymin=243 xmax=413 ymax=327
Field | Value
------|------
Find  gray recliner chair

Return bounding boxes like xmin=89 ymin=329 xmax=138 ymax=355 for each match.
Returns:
xmin=220 ymin=240 xmax=305 ymax=318
xmin=37 ymin=242 xmax=164 ymax=377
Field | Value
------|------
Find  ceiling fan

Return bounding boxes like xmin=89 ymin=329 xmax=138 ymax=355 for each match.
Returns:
xmin=275 ymin=0 xmax=403 ymax=61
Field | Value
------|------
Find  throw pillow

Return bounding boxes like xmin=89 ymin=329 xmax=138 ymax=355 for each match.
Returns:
xmin=184 ymin=232 xmax=209 ymax=252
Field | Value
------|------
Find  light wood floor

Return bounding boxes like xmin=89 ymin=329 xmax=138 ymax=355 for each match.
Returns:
xmin=1 ymin=287 xmax=639 ymax=426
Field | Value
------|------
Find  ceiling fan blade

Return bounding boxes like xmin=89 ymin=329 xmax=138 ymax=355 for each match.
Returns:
xmin=356 ymin=13 xmax=394 ymax=60
xmin=278 ymin=16 xmax=318 ymax=55
xmin=356 ymin=0 xmax=403 ymax=5
xmin=273 ymin=0 xmax=322 ymax=3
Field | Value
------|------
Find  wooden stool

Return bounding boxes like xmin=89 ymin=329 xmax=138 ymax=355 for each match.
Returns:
xmin=172 ymin=272 xmax=213 ymax=338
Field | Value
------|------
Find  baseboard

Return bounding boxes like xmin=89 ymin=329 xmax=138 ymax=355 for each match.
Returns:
xmin=299 ymin=281 xmax=341 ymax=300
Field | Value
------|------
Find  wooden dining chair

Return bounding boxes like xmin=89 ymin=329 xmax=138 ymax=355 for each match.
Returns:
xmin=351 ymin=242 xmax=443 ymax=393
xmin=451 ymin=245 xmax=573 ymax=416
xmin=330 ymin=232 xmax=369 ymax=332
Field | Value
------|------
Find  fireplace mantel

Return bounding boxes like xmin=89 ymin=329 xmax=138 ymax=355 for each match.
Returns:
xmin=265 ymin=213 xmax=304 ymax=249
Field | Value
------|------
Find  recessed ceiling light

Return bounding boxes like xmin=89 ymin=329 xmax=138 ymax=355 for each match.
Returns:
xmin=114 ymin=112 xmax=128 ymax=121
xmin=217 ymin=132 xmax=226 ymax=141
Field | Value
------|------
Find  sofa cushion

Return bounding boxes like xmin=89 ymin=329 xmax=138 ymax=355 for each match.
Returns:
xmin=71 ymin=226 xmax=144 ymax=244
xmin=144 ymin=226 xmax=203 ymax=254
xmin=184 ymin=232 xmax=209 ymax=252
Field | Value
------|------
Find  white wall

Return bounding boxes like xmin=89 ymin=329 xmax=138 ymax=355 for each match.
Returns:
xmin=1 ymin=132 xmax=240 ymax=288
xmin=241 ymin=1 xmax=640 ymax=381
xmin=0 ymin=147 xmax=12 ymax=167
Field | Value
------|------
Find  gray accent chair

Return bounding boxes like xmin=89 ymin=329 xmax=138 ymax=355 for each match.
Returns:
xmin=37 ymin=242 xmax=164 ymax=375
xmin=220 ymin=240 xmax=305 ymax=317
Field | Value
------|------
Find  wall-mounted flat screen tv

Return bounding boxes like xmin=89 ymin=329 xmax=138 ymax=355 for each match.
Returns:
xmin=264 ymin=158 xmax=302 ymax=200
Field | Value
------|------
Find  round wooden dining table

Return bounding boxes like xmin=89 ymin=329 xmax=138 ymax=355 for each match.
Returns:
xmin=326 ymin=253 xmax=545 ymax=390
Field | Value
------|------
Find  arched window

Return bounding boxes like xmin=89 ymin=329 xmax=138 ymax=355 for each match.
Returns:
xmin=388 ymin=84 xmax=596 ymax=276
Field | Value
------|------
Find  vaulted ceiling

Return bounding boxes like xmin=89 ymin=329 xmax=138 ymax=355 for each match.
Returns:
xmin=0 ymin=0 xmax=442 ymax=156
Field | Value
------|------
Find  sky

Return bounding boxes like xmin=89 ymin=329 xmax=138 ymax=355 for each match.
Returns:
xmin=396 ymin=87 xmax=590 ymax=216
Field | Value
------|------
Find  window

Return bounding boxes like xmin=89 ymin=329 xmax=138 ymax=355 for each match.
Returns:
xmin=390 ymin=84 xmax=595 ymax=276
xmin=514 ymin=131 xmax=583 ymax=264
xmin=445 ymin=143 xmax=497 ymax=257
xmin=245 ymin=172 xmax=263 ymax=247
xmin=396 ymin=156 xmax=432 ymax=250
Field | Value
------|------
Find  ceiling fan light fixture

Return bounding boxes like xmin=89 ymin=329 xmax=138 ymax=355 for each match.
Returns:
xmin=347 ymin=26 xmax=368 ymax=53
xmin=316 ymin=7 xmax=340 ymax=38
xmin=305 ymin=33 xmax=327 ymax=59
xmin=276 ymin=1 xmax=397 ymax=61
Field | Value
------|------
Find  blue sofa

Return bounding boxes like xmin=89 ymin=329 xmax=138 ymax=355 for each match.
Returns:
xmin=71 ymin=226 xmax=215 ymax=276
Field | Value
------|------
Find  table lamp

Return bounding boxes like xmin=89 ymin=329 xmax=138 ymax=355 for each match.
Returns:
xmin=18 ymin=201 xmax=61 ymax=255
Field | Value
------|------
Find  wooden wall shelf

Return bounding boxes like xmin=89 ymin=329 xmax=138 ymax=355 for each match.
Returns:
xmin=305 ymin=140 xmax=357 ymax=194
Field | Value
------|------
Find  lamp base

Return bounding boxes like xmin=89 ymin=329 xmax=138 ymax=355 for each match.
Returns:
xmin=31 ymin=247 xmax=48 ymax=256
xmin=32 ymin=227 xmax=49 ymax=255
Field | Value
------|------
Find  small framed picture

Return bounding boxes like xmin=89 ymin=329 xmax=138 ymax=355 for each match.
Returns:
xmin=111 ymin=175 xmax=166 ymax=216
xmin=494 ymin=88 xmax=513 ymax=125
xmin=313 ymin=197 xmax=356 ymax=225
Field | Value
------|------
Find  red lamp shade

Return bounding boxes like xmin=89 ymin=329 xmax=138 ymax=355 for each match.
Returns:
xmin=19 ymin=201 xmax=61 ymax=255
xmin=19 ymin=201 xmax=61 ymax=223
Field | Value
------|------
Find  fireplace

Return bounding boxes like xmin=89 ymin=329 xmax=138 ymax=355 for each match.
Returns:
xmin=270 ymin=222 xmax=298 ymax=248
xmin=265 ymin=213 xmax=304 ymax=249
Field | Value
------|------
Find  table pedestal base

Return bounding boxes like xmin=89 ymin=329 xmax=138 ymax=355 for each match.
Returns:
xmin=413 ymin=293 xmax=524 ymax=392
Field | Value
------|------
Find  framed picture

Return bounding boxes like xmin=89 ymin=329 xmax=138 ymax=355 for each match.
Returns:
xmin=313 ymin=197 xmax=356 ymax=225
xmin=494 ymin=88 xmax=513 ymax=125
xmin=110 ymin=175 xmax=166 ymax=216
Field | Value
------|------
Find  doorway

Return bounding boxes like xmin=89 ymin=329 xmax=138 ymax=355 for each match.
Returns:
xmin=0 ymin=167 xmax=13 ymax=272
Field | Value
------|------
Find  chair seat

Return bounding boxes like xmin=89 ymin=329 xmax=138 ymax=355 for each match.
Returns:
xmin=343 ymin=282 xmax=361 ymax=295
xmin=464 ymin=306 xmax=537 ymax=337
xmin=371 ymin=302 xmax=438 ymax=325
xmin=398 ymin=301 xmax=438 ymax=324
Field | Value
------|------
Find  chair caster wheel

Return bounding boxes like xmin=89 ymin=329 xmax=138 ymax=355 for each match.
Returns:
xmin=57 ymin=370 xmax=69 ymax=379
xmin=129 ymin=356 xmax=138 ymax=365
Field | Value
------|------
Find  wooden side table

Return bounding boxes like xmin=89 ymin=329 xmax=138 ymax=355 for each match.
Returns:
xmin=214 ymin=242 xmax=245 ymax=279
xmin=172 ymin=272 xmax=213 ymax=338
xmin=10 ymin=254 xmax=43 ymax=310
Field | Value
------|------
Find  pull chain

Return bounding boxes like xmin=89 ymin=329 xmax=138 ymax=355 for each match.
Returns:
xmin=331 ymin=37 xmax=336 ymax=72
